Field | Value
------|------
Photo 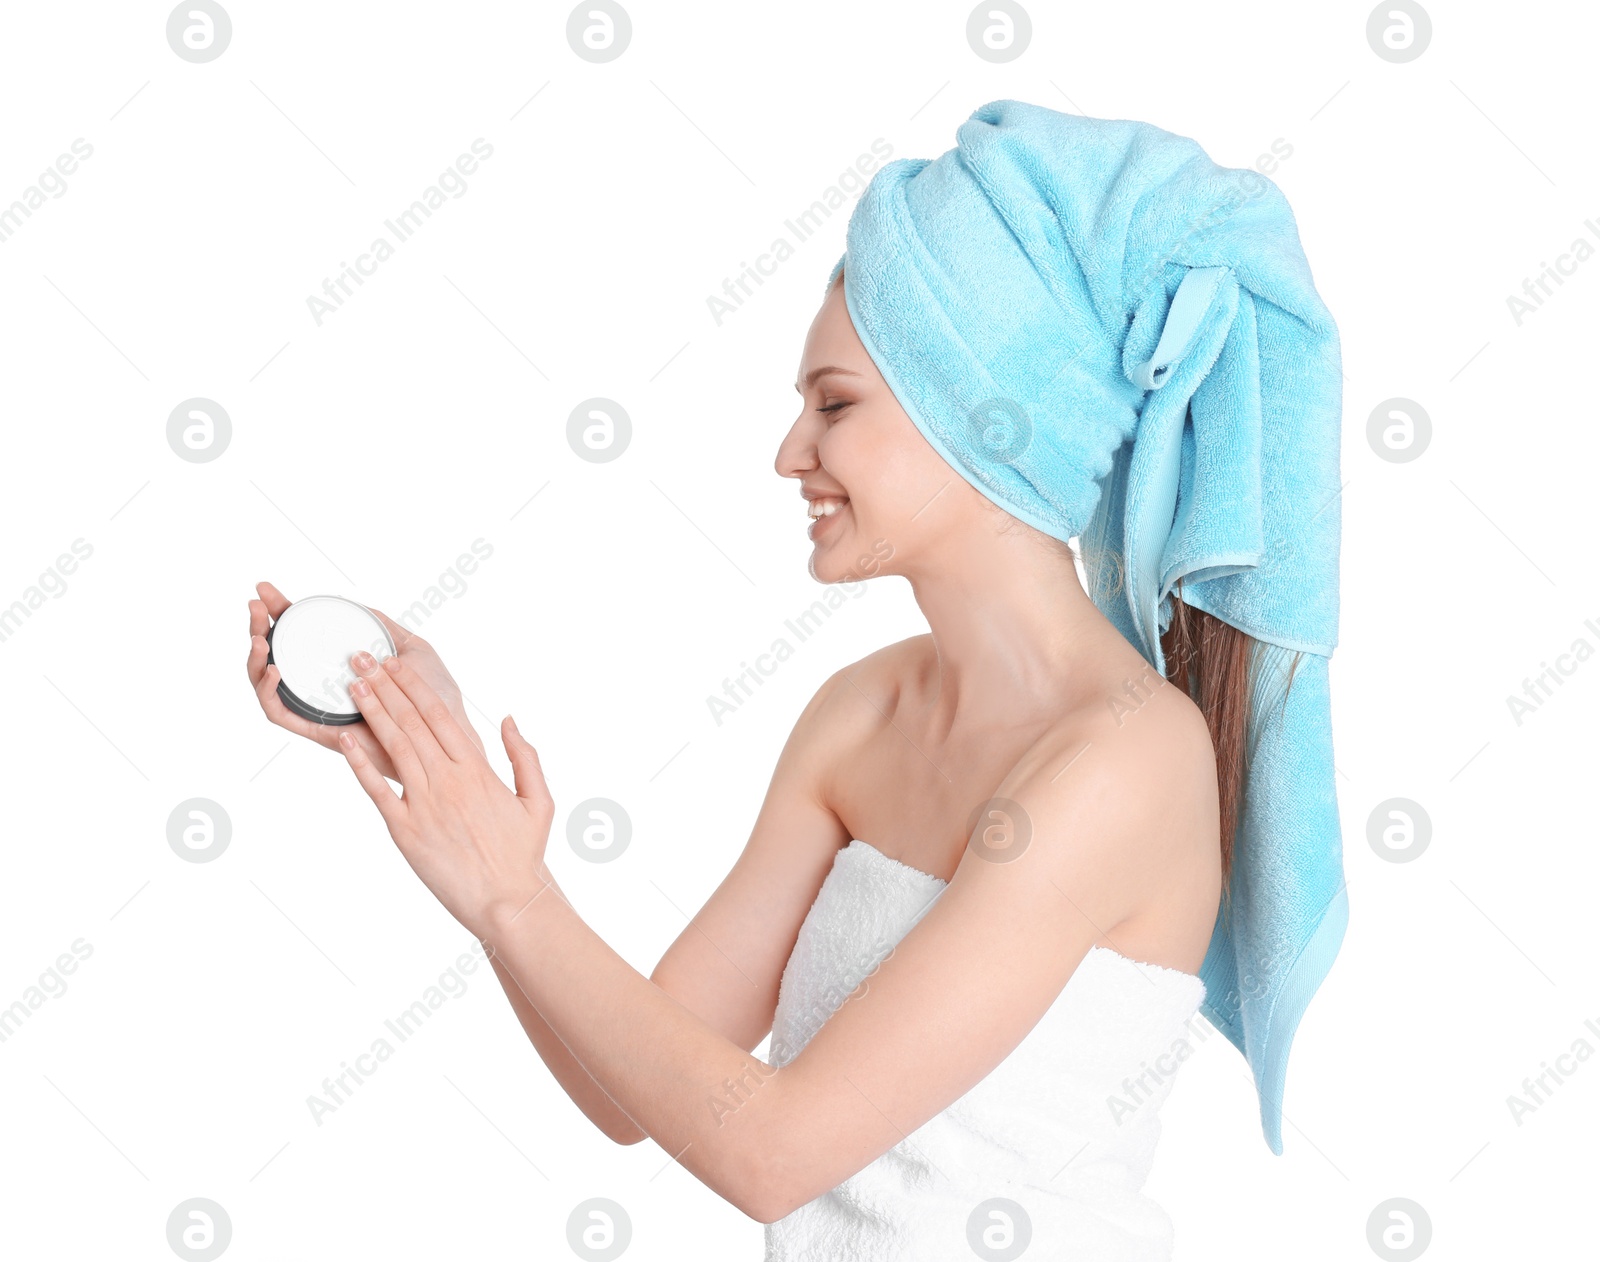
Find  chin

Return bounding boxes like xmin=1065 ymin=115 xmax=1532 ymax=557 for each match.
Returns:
xmin=808 ymin=537 xmax=866 ymax=586
xmin=809 ymin=555 xmax=848 ymax=584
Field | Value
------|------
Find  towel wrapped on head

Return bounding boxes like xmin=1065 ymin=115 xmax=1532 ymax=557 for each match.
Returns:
xmin=825 ymin=98 xmax=1347 ymax=1155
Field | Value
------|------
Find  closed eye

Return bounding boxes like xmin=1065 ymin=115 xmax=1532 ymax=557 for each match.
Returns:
xmin=817 ymin=402 xmax=851 ymax=415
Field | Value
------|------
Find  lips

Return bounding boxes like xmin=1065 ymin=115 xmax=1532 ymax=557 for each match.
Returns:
xmin=807 ymin=496 xmax=849 ymax=521
xmin=807 ymin=499 xmax=849 ymax=538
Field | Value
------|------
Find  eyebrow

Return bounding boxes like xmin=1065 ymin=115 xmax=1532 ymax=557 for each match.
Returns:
xmin=794 ymin=365 xmax=864 ymax=394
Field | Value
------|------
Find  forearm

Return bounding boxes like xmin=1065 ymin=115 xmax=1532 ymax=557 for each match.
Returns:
xmin=484 ymin=868 xmax=646 ymax=1145
xmin=479 ymin=879 xmax=784 ymax=1220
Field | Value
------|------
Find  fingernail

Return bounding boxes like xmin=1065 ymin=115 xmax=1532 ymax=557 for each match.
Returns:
xmin=352 ymin=651 xmax=376 ymax=674
xmin=351 ymin=678 xmax=370 ymax=697
xmin=338 ymin=732 xmax=355 ymax=750
xmin=383 ymin=655 xmax=401 ymax=674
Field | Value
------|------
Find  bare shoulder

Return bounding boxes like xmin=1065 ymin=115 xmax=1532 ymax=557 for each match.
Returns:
xmin=804 ymin=633 xmax=932 ymax=737
xmin=994 ymin=664 xmax=1221 ymax=947
xmin=750 ymin=634 xmax=927 ymax=844
xmin=1017 ymin=656 xmax=1216 ymax=800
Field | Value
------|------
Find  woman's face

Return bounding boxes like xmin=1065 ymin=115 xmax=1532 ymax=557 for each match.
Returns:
xmin=777 ymin=273 xmax=990 ymax=583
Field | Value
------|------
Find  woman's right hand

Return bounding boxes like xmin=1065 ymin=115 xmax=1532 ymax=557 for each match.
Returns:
xmin=247 ymin=580 xmax=486 ymax=782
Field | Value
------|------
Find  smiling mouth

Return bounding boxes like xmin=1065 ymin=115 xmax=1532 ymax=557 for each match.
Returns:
xmin=807 ymin=498 xmax=849 ymax=537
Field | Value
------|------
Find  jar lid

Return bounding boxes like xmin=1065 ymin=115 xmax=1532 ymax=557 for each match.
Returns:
xmin=266 ymin=595 xmax=396 ymax=725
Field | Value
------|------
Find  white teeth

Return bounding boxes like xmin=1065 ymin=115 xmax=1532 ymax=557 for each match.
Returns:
xmin=808 ymin=498 xmax=848 ymax=519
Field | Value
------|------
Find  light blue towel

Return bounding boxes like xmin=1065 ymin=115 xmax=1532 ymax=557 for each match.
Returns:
xmin=825 ymin=99 xmax=1347 ymax=1155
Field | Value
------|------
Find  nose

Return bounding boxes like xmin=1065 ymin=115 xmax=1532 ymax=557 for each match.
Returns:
xmin=774 ymin=406 xmax=819 ymax=482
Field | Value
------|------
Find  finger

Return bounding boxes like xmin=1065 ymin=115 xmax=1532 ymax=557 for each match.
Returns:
xmin=348 ymin=655 xmax=433 ymax=784
xmin=354 ymin=650 xmax=449 ymax=768
xmin=337 ymin=729 xmax=405 ymax=829
xmin=247 ymin=630 xmax=291 ymax=693
xmin=366 ymin=607 xmax=417 ymax=652
xmin=379 ymin=652 xmax=479 ymax=762
xmin=247 ymin=628 xmax=268 ymax=686
xmin=248 ymin=597 xmax=272 ymax=643
xmin=256 ymin=581 xmax=292 ymax=619
xmin=501 ymin=716 xmax=552 ymax=807
xmin=342 ymin=721 xmax=399 ymax=778
xmin=253 ymin=660 xmax=321 ymax=739
xmin=247 ymin=601 xmax=278 ymax=687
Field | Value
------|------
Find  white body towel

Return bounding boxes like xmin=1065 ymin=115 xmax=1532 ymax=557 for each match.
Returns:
xmin=764 ymin=839 xmax=1206 ymax=1262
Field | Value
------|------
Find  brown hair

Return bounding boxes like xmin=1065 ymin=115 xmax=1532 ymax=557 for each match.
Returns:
xmin=989 ymin=517 xmax=1255 ymax=894
xmin=1158 ymin=587 xmax=1255 ymax=896
xmin=1079 ymin=545 xmax=1302 ymax=902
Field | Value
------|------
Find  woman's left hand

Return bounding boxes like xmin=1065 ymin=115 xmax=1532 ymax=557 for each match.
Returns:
xmin=337 ymin=649 xmax=555 ymax=939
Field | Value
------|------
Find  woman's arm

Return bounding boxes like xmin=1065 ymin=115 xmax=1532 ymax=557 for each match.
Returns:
xmin=471 ymin=748 xmax=1148 ymax=1223
xmin=481 ymin=864 xmax=647 ymax=1145
xmin=483 ymin=671 xmax=856 ymax=1147
xmin=483 ymin=884 xmax=788 ymax=1217
xmin=335 ymin=648 xmax=1205 ymax=1223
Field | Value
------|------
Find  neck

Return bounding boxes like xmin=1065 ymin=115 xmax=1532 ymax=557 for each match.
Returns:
xmin=904 ymin=529 xmax=1127 ymax=741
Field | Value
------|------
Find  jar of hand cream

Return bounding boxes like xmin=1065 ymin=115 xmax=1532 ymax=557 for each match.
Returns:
xmin=266 ymin=595 xmax=396 ymax=725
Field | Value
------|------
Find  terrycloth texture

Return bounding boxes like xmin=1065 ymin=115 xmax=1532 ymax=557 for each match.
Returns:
xmin=823 ymin=99 xmax=1348 ymax=1154
xmin=765 ymin=840 xmax=1207 ymax=1262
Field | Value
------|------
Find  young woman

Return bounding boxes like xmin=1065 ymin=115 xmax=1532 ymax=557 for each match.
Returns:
xmin=246 ymin=100 xmax=1345 ymax=1259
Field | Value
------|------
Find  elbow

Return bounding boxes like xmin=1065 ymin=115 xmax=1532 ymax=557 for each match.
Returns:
xmin=742 ymin=1188 xmax=791 ymax=1227
xmin=737 ymin=1150 xmax=804 ymax=1226
xmin=742 ymin=1183 xmax=787 ymax=1228
xmin=606 ymin=1131 xmax=788 ymax=1217
xmin=607 ymin=1097 xmax=801 ymax=1219
xmin=732 ymin=1090 xmax=822 ymax=1223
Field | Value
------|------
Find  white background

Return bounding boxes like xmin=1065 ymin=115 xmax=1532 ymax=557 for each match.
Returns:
xmin=1 ymin=1 xmax=1595 ymax=1258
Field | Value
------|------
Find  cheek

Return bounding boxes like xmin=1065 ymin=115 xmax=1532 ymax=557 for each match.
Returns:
xmin=821 ymin=406 xmax=945 ymax=514
xmin=817 ymin=419 xmax=874 ymax=480
xmin=823 ymin=432 xmax=915 ymax=525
